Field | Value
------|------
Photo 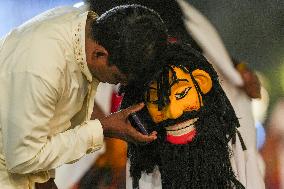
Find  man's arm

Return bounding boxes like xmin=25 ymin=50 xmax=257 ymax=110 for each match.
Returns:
xmin=2 ymin=72 xmax=104 ymax=174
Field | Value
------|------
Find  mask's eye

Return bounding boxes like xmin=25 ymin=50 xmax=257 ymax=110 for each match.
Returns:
xmin=175 ymin=87 xmax=192 ymax=100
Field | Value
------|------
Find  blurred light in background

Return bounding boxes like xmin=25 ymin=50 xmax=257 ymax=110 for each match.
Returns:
xmin=73 ymin=1 xmax=84 ymax=8
xmin=252 ymin=88 xmax=268 ymax=150
xmin=0 ymin=0 xmax=80 ymax=37
xmin=255 ymin=121 xmax=266 ymax=150
xmin=252 ymin=73 xmax=270 ymax=150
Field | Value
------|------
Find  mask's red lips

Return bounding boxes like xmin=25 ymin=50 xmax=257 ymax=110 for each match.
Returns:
xmin=165 ymin=118 xmax=198 ymax=144
xmin=166 ymin=130 xmax=196 ymax=144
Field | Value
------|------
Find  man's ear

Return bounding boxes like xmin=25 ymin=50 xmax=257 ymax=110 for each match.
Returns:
xmin=192 ymin=69 xmax=212 ymax=94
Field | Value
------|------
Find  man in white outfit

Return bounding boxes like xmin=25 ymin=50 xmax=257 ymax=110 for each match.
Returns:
xmin=0 ymin=4 xmax=167 ymax=189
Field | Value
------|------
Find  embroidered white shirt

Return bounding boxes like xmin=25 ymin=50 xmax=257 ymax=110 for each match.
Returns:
xmin=0 ymin=6 xmax=103 ymax=189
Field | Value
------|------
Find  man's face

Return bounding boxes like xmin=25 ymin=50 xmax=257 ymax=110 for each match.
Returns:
xmin=88 ymin=52 xmax=127 ymax=84
xmin=146 ymin=66 xmax=212 ymax=144
xmin=86 ymin=39 xmax=127 ymax=84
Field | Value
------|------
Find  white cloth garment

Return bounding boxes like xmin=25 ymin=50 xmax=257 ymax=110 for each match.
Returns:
xmin=0 ymin=7 xmax=104 ymax=189
xmin=127 ymin=1 xmax=265 ymax=188
xmin=55 ymin=82 xmax=114 ymax=189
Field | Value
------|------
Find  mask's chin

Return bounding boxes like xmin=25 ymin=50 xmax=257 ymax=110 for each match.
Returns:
xmin=165 ymin=118 xmax=198 ymax=144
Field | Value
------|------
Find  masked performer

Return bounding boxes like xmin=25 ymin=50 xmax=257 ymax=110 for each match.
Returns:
xmin=121 ymin=43 xmax=246 ymax=189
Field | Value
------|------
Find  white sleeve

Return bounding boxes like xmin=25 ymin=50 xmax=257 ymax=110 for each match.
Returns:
xmin=1 ymin=72 xmax=103 ymax=174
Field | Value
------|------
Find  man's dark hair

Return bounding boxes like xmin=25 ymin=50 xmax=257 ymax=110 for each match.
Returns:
xmin=87 ymin=0 xmax=202 ymax=52
xmin=91 ymin=4 xmax=168 ymax=83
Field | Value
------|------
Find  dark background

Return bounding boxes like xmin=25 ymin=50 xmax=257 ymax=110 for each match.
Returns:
xmin=0 ymin=0 xmax=283 ymax=112
xmin=189 ymin=0 xmax=284 ymax=111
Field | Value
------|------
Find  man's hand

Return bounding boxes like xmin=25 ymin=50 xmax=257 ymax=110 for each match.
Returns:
xmin=99 ymin=103 xmax=157 ymax=144
xmin=236 ymin=62 xmax=261 ymax=99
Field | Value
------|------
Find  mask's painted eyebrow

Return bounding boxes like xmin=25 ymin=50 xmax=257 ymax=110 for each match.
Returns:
xmin=170 ymin=78 xmax=189 ymax=88
xmin=176 ymin=78 xmax=189 ymax=82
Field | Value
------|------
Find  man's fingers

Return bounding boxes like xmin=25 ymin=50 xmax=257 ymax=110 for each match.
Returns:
xmin=131 ymin=130 xmax=157 ymax=143
xmin=124 ymin=103 xmax=145 ymax=116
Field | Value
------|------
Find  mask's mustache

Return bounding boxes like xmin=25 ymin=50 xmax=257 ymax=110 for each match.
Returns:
xmin=156 ymin=108 xmax=203 ymax=128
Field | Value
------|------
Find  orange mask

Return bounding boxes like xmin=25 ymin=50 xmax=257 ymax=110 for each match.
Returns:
xmin=146 ymin=66 xmax=212 ymax=144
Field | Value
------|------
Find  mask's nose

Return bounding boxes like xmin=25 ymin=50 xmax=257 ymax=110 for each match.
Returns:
xmin=163 ymin=84 xmax=202 ymax=120
xmin=164 ymin=102 xmax=183 ymax=120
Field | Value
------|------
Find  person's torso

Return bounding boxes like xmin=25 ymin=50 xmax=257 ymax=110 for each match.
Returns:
xmin=0 ymin=6 xmax=97 ymax=189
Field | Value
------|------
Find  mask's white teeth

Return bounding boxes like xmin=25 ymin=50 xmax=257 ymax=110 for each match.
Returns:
xmin=165 ymin=118 xmax=198 ymax=131
xmin=165 ymin=118 xmax=198 ymax=137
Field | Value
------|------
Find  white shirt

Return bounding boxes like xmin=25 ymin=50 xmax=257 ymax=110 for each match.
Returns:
xmin=0 ymin=6 xmax=104 ymax=189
